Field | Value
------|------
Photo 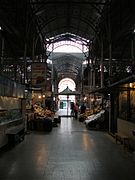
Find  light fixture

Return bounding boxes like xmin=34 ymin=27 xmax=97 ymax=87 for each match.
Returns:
xmin=38 ymin=95 xmax=42 ymax=99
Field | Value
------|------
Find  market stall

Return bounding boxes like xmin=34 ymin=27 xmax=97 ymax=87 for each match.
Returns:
xmin=0 ymin=75 xmax=25 ymax=148
xmin=28 ymin=104 xmax=54 ymax=132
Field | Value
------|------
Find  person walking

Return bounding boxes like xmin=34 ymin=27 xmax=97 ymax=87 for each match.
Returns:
xmin=70 ymin=102 xmax=75 ymax=116
xmin=74 ymin=103 xmax=79 ymax=119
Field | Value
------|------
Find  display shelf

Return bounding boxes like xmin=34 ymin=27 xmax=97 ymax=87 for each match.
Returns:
xmin=0 ymin=109 xmax=22 ymax=124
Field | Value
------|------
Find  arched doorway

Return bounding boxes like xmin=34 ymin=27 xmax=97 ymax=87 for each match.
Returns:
xmin=58 ymin=78 xmax=76 ymax=116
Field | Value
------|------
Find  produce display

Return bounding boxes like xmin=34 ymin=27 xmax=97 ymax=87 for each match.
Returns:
xmin=26 ymin=104 xmax=54 ymax=132
xmin=84 ymin=110 xmax=109 ymax=130
xmin=79 ymin=107 xmax=102 ymax=122
xmin=33 ymin=104 xmax=54 ymax=118
xmin=79 ymin=109 xmax=94 ymax=122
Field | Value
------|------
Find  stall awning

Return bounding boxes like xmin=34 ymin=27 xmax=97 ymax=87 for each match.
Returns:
xmin=56 ymin=86 xmax=80 ymax=95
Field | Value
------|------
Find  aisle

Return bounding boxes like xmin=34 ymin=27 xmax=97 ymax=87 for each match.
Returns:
xmin=0 ymin=117 xmax=135 ymax=180
xmin=57 ymin=108 xmax=72 ymax=116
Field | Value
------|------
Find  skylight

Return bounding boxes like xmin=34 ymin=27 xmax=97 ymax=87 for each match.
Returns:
xmin=46 ymin=33 xmax=89 ymax=53
xmin=54 ymin=44 xmax=81 ymax=53
xmin=47 ymin=40 xmax=88 ymax=53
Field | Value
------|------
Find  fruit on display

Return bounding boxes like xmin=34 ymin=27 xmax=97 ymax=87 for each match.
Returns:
xmin=33 ymin=104 xmax=54 ymax=118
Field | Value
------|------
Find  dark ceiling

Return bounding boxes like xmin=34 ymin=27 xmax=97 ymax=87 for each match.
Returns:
xmin=0 ymin=0 xmax=135 ymax=84
xmin=30 ymin=0 xmax=105 ymax=40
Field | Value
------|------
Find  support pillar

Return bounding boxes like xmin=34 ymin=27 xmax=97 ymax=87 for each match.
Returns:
xmin=100 ymin=40 xmax=104 ymax=88
xmin=108 ymin=4 xmax=112 ymax=85
xmin=131 ymin=34 xmax=135 ymax=73
xmin=23 ymin=42 xmax=27 ymax=84
xmin=0 ymin=31 xmax=4 ymax=73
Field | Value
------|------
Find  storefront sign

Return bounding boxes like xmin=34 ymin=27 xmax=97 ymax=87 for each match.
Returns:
xmin=31 ymin=62 xmax=46 ymax=88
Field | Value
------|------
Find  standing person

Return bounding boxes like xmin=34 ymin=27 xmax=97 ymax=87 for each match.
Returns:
xmin=80 ymin=103 xmax=86 ymax=114
xmin=70 ymin=102 xmax=75 ymax=116
xmin=74 ymin=103 xmax=79 ymax=119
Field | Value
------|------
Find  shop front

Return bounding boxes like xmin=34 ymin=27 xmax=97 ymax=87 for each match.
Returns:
xmin=0 ymin=75 xmax=25 ymax=148
xmin=108 ymin=75 xmax=135 ymax=151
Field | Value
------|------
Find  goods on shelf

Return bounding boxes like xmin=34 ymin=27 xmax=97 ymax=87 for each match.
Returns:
xmin=84 ymin=110 xmax=109 ymax=130
xmin=33 ymin=104 xmax=54 ymax=118
xmin=79 ymin=109 xmax=94 ymax=122
xmin=31 ymin=104 xmax=53 ymax=132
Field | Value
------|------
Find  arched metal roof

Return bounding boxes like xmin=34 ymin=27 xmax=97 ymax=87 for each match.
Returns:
xmin=30 ymin=0 xmax=106 ymax=40
xmin=1 ymin=0 xmax=135 ymax=84
xmin=52 ymin=53 xmax=82 ymax=81
xmin=29 ymin=0 xmax=107 ymax=81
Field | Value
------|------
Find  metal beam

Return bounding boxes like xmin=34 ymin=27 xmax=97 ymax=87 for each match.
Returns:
xmin=30 ymin=1 xmax=110 ymax=6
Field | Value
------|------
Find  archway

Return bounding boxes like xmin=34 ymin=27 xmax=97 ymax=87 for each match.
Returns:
xmin=58 ymin=78 xmax=76 ymax=115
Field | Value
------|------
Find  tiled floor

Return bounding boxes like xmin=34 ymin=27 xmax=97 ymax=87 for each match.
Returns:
xmin=0 ymin=116 xmax=135 ymax=180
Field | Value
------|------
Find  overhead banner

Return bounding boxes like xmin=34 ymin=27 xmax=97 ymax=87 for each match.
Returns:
xmin=31 ymin=62 xmax=46 ymax=88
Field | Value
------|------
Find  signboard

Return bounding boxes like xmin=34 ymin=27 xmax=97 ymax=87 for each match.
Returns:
xmin=31 ymin=62 xmax=46 ymax=88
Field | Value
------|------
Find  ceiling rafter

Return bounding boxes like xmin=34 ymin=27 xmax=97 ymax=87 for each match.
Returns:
xmin=30 ymin=0 xmax=109 ymax=6
xmin=31 ymin=0 xmax=106 ymax=17
xmin=37 ymin=16 xmax=98 ymax=39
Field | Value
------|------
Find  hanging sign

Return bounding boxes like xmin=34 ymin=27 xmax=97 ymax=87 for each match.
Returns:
xmin=31 ymin=62 xmax=46 ymax=88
